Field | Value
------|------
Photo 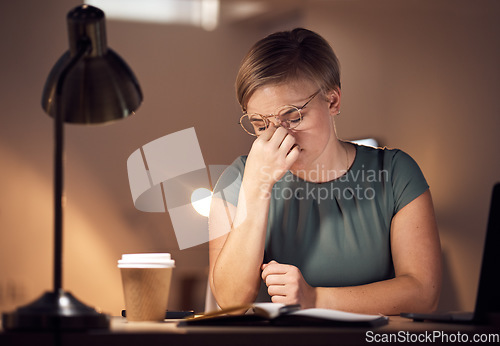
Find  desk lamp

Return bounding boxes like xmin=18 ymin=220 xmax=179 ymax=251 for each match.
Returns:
xmin=2 ymin=4 xmax=142 ymax=330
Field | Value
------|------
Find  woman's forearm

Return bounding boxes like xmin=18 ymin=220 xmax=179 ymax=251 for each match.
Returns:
xmin=315 ymin=274 xmax=440 ymax=315
xmin=210 ymin=125 xmax=304 ymax=308
xmin=210 ymin=181 xmax=271 ymax=308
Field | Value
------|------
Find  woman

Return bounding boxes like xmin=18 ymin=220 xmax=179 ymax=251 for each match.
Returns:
xmin=208 ymin=28 xmax=441 ymax=315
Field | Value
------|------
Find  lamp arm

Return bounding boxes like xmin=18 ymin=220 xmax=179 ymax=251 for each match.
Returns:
xmin=53 ymin=38 xmax=91 ymax=292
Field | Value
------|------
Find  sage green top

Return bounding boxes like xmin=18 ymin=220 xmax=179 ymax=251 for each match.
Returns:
xmin=213 ymin=144 xmax=429 ymax=294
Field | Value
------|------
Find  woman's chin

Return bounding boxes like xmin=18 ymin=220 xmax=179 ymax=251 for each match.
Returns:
xmin=290 ymin=153 xmax=307 ymax=171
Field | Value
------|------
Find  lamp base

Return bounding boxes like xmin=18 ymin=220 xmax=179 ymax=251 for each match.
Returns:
xmin=2 ymin=289 xmax=110 ymax=331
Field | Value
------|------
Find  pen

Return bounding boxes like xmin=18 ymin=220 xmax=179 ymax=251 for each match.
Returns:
xmin=121 ymin=310 xmax=195 ymax=319
xmin=278 ymin=304 xmax=301 ymax=314
xmin=187 ymin=304 xmax=253 ymax=321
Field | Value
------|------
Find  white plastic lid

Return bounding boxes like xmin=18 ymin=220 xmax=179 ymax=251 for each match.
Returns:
xmin=117 ymin=253 xmax=175 ymax=268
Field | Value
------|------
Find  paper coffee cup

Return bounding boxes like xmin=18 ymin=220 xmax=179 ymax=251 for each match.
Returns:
xmin=118 ymin=253 xmax=175 ymax=322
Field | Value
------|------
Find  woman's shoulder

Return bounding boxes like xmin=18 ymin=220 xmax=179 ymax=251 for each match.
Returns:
xmin=354 ymin=143 xmax=399 ymax=155
xmin=353 ymin=144 xmax=424 ymax=178
xmin=212 ymin=156 xmax=247 ymax=199
xmin=353 ymin=143 xmax=398 ymax=165
xmin=226 ymin=155 xmax=247 ymax=173
xmin=354 ymin=143 xmax=415 ymax=164
xmin=237 ymin=155 xmax=248 ymax=165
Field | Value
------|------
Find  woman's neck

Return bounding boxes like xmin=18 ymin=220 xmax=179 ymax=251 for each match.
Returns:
xmin=290 ymin=139 xmax=353 ymax=183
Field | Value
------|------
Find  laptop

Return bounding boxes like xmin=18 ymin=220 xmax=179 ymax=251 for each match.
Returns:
xmin=401 ymin=183 xmax=500 ymax=324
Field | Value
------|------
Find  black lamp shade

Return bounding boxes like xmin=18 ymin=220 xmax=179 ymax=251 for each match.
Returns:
xmin=41 ymin=5 xmax=142 ymax=124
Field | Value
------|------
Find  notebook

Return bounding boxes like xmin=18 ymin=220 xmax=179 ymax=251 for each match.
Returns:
xmin=401 ymin=183 xmax=500 ymax=324
xmin=179 ymin=302 xmax=389 ymax=327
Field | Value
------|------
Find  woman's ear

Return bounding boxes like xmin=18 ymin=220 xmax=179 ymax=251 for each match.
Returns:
xmin=327 ymin=88 xmax=341 ymax=116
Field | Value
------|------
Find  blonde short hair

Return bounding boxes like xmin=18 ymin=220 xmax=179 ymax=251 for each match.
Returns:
xmin=236 ymin=28 xmax=341 ymax=111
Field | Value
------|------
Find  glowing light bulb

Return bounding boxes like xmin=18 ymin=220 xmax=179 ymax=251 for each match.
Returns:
xmin=191 ymin=188 xmax=213 ymax=217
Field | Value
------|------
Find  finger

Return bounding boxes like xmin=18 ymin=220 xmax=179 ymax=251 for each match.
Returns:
xmin=264 ymin=273 xmax=287 ymax=286
xmin=270 ymin=295 xmax=288 ymax=304
xmin=285 ymin=144 xmax=301 ymax=165
xmin=260 ymin=260 xmax=278 ymax=270
xmin=261 ymin=260 xmax=278 ymax=270
xmin=268 ymin=126 xmax=289 ymax=148
xmin=278 ymin=133 xmax=296 ymax=155
xmin=265 ymin=262 xmax=288 ymax=275
xmin=267 ymin=283 xmax=286 ymax=296
xmin=257 ymin=123 xmax=277 ymax=141
xmin=261 ymin=262 xmax=288 ymax=281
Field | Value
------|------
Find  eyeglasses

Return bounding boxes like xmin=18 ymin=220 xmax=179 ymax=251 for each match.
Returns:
xmin=239 ymin=90 xmax=321 ymax=136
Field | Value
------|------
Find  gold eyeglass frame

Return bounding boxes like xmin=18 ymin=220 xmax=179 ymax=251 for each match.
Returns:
xmin=239 ymin=90 xmax=321 ymax=136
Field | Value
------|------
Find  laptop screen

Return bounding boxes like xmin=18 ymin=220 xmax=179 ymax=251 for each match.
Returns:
xmin=473 ymin=183 xmax=500 ymax=323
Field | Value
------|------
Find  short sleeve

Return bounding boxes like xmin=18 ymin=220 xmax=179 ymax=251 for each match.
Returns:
xmin=391 ymin=150 xmax=429 ymax=214
xmin=212 ymin=156 xmax=246 ymax=207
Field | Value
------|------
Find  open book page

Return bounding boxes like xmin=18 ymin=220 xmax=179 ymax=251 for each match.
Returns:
xmin=288 ymin=308 xmax=385 ymax=322
xmin=252 ymin=303 xmax=300 ymax=319
xmin=253 ymin=303 xmax=385 ymax=322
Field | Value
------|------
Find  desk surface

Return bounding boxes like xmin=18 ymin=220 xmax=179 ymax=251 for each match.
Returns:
xmin=1 ymin=316 xmax=499 ymax=346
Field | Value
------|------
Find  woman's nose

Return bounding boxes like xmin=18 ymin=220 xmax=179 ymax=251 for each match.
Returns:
xmin=269 ymin=116 xmax=289 ymax=128
xmin=268 ymin=116 xmax=280 ymax=126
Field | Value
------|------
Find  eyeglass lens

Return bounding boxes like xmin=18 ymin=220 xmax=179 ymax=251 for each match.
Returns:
xmin=240 ymin=106 xmax=301 ymax=136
